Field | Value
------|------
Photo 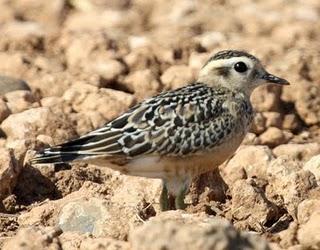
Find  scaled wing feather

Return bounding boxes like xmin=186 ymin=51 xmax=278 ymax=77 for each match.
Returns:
xmin=32 ymin=83 xmax=250 ymax=164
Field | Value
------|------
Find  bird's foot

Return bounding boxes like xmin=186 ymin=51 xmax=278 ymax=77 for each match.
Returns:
xmin=174 ymin=187 xmax=187 ymax=210
xmin=160 ymin=185 xmax=169 ymax=211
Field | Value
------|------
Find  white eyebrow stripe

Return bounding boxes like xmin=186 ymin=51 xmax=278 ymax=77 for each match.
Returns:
xmin=200 ymin=56 xmax=254 ymax=75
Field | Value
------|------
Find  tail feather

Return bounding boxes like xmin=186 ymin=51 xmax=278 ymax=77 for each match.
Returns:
xmin=31 ymin=152 xmax=84 ymax=164
xmin=31 ymin=132 xmax=124 ymax=165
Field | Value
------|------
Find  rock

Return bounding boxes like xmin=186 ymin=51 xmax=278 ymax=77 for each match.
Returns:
xmin=0 ymin=2 xmax=14 ymax=24
xmin=2 ymin=194 xmax=18 ymax=213
xmin=58 ymin=232 xmax=130 ymax=250
xmin=0 ymin=53 xmax=31 ymax=77
xmin=297 ymin=199 xmax=320 ymax=225
xmin=30 ymin=72 xmax=74 ymax=97
xmin=69 ymin=112 xmax=101 ymax=136
xmin=277 ymin=221 xmax=299 ymax=250
xmin=304 ymin=155 xmax=320 ymax=182
xmin=5 ymin=139 xmax=31 ymax=165
xmin=0 ymin=148 xmax=21 ymax=200
xmin=266 ymin=157 xmax=318 ymax=217
xmin=18 ymin=178 xmax=157 ymax=240
xmin=8 ymin=0 xmax=65 ymax=27
xmin=0 ymin=138 xmax=6 ymax=148
xmin=153 ymin=48 xmax=176 ymax=66
xmin=124 ymin=69 xmax=161 ymax=100
xmin=222 ymin=146 xmax=275 ymax=184
xmin=40 ymin=96 xmax=64 ymax=108
xmin=230 ymin=179 xmax=278 ymax=230
xmin=58 ymin=232 xmax=86 ymax=250
xmin=32 ymin=152 xmax=55 ymax=176
xmin=40 ymin=96 xmax=72 ymax=115
xmin=61 ymin=30 xmax=114 ymax=70
xmin=18 ymin=198 xmax=58 ymax=227
xmin=270 ymin=20 xmax=308 ymax=47
xmin=250 ymin=112 xmax=267 ymax=134
xmin=259 ymin=127 xmax=292 ymax=147
xmin=0 ymin=21 xmax=45 ymax=51
xmin=167 ymin=0 xmax=197 ymax=23
xmin=128 ymin=35 xmax=151 ymax=50
xmin=273 ymin=143 xmax=320 ymax=161
xmin=287 ymin=245 xmax=304 ymax=250
xmin=263 ymin=112 xmax=282 ymax=128
xmin=1 ymin=107 xmax=77 ymax=144
xmin=52 ymin=164 xmax=107 ymax=197
xmin=32 ymin=56 xmax=64 ymax=73
xmin=242 ymin=132 xmax=261 ymax=145
xmin=194 ymin=31 xmax=226 ymax=50
xmin=64 ymin=9 xmax=141 ymax=33
xmin=63 ymin=83 xmax=135 ymax=125
xmin=123 ymin=48 xmax=160 ymax=74
xmin=294 ymin=6 xmax=319 ymax=22
xmin=282 ymin=114 xmax=301 ymax=131
xmin=89 ymin=58 xmax=126 ymax=83
xmin=58 ymin=197 xmax=143 ymax=240
xmin=79 ymin=237 xmax=130 ymax=250
xmin=17 ymin=182 xmax=106 ymax=227
xmin=297 ymin=212 xmax=320 ymax=249
xmin=58 ymin=198 xmax=111 ymax=235
xmin=110 ymin=174 xmax=161 ymax=211
xmin=130 ymin=211 xmax=270 ymax=250
xmin=0 ymin=98 xmax=11 ymax=123
xmin=188 ymin=169 xmax=228 ymax=206
xmin=251 ymin=85 xmax=282 ymax=112
xmin=0 ymin=213 xmax=18 ymax=243
xmin=2 ymin=226 xmax=62 ymax=250
xmin=160 ymin=65 xmax=195 ymax=90
xmin=188 ymin=52 xmax=210 ymax=73
xmin=0 ymin=75 xmax=30 ymax=95
xmin=147 ymin=0 xmax=195 ymax=29
xmin=295 ymin=81 xmax=320 ymax=125
xmin=4 ymin=90 xmax=38 ymax=114
xmin=13 ymin=163 xmax=57 ymax=205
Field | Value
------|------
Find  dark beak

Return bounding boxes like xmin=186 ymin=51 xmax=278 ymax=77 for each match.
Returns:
xmin=261 ymin=72 xmax=290 ymax=85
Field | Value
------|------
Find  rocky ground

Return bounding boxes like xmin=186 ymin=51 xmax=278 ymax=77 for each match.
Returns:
xmin=0 ymin=0 xmax=319 ymax=249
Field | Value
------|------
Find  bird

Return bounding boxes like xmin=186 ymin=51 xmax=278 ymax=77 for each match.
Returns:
xmin=31 ymin=50 xmax=289 ymax=211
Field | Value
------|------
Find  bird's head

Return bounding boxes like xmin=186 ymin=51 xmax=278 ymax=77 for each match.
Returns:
xmin=198 ymin=50 xmax=289 ymax=95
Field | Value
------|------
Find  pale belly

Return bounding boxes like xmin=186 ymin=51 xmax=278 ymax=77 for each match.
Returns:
xmin=118 ymin=131 xmax=246 ymax=179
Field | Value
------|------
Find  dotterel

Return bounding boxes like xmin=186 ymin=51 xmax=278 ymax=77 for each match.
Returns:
xmin=32 ymin=50 xmax=289 ymax=210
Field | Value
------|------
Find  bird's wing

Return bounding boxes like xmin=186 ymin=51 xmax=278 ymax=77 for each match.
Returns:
xmin=32 ymin=83 xmax=243 ymax=164
xmin=141 ymin=83 xmax=240 ymax=156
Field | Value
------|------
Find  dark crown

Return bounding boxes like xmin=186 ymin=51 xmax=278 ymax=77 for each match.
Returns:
xmin=203 ymin=50 xmax=259 ymax=68
xmin=212 ymin=50 xmax=258 ymax=60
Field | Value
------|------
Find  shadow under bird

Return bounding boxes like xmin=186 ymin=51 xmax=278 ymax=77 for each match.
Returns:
xmin=32 ymin=50 xmax=289 ymax=210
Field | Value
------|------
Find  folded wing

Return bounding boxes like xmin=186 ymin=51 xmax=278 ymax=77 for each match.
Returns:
xmin=32 ymin=83 xmax=238 ymax=164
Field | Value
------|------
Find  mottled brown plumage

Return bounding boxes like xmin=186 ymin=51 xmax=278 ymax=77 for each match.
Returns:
xmin=32 ymin=50 xmax=289 ymax=210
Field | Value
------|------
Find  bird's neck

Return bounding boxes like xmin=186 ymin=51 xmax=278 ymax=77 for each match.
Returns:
xmin=198 ymin=78 xmax=253 ymax=98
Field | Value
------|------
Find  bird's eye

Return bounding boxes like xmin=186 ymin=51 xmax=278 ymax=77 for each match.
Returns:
xmin=234 ymin=62 xmax=248 ymax=73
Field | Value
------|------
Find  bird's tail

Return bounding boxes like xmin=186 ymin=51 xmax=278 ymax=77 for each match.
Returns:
xmin=31 ymin=123 xmax=127 ymax=165
xmin=31 ymin=133 xmax=116 ymax=165
xmin=31 ymin=149 xmax=85 ymax=164
xmin=31 ymin=144 xmax=92 ymax=164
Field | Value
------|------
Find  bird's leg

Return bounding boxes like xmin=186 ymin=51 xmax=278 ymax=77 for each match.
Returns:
xmin=174 ymin=186 xmax=187 ymax=210
xmin=168 ymin=194 xmax=175 ymax=210
xmin=161 ymin=176 xmax=191 ymax=210
xmin=160 ymin=183 xmax=169 ymax=211
xmin=174 ymin=177 xmax=192 ymax=210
